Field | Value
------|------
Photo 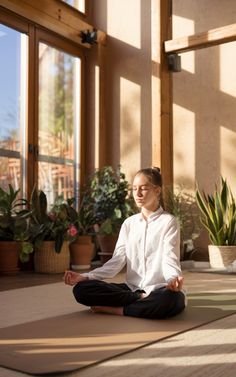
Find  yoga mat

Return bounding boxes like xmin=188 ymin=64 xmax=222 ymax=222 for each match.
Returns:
xmin=0 ymin=292 xmax=235 ymax=375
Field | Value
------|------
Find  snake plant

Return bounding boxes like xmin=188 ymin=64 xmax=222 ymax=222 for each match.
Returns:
xmin=196 ymin=178 xmax=236 ymax=245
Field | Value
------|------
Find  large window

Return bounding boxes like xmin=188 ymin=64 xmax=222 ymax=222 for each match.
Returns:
xmin=0 ymin=14 xmax=83 ymax=203
xmin=0 ymin=23 xmax=28 ymax=193
xmin=38 ymin=43 xmax=81 ymax=204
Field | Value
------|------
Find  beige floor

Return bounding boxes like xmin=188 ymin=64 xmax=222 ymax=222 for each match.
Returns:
xmin=0 ymin=271 xmax=236 ymax=377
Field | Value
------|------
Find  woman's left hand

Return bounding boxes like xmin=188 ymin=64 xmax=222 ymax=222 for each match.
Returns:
xmin=166 ymin=276 xmax=184 ymax=291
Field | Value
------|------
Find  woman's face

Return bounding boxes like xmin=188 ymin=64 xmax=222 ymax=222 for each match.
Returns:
xmin=132 ymin=173 xmax=161 ymax=211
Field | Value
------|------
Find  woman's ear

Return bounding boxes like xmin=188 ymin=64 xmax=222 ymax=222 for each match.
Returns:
xmin=155 ymin=186 xmax=162 ymax=196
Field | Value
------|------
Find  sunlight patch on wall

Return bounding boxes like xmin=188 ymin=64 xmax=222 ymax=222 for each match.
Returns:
xmin=180 ymin=51 xmax=195 ymax=74
xmin=220 ymin=42 xmax=236 ymax=97
xmin=107 ymin=0 xmax=140 ymax=49
xmin=172 ymin=15 xmax=195 ymax=38
xmin=173 ymin=104 xmax=195 ymax=187
xmin=220 ymin=125 xmax=236 ymax=194
xmin=120 ymin=77 xmax=141 ymax=177
xmin=151 ymin=0 xmax=159 ymax=64
xmin=172 ymin=15 xmax=195 ymax=74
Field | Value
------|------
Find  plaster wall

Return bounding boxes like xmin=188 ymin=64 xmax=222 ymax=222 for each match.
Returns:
xmin=87 ymin=0 xmax=236 ymax=256
xmin=172 ymin=0 xmax=236 ymax=195
xmin=86 ymin=0 xmax=159 ymax=182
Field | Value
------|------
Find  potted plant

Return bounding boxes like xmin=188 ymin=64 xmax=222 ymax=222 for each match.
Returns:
xmin=0 ymin=185 xmax=33 ymax=275
xmin=196 ymin=178 xmax=236 ymax=268
xmin=165 ymin=185 xmax=200 ymax=261
xmin=87 ymin=166 xmax=136 ymax=263
xmin=29 ymin=187 xmax=78 ymax=273
xmin=69 ymin=189 xmax=95 ymax=270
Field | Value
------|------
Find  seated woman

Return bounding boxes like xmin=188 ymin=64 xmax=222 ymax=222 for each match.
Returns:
xmin=64 ymin=167 xmax=186 ymax=319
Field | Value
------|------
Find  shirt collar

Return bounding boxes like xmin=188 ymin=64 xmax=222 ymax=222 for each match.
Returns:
xmin=138 ymin=206 xmax=164 ymax=222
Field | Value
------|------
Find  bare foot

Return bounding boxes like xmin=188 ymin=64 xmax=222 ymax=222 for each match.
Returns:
xmin=90 ymin=306 xmax=123 ymax=316
xmin=140 ymin=292 xmax=148 ymax=299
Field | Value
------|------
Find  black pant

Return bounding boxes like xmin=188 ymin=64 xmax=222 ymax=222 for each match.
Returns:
xmin=73 ymin=280 xmax=185 ymax=319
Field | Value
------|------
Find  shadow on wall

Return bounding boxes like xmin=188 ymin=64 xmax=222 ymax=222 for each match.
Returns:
xmin=173 ymin=1 xmax=236 ymax=195
xmin=86 ymin=0 xmax=157 ymax=180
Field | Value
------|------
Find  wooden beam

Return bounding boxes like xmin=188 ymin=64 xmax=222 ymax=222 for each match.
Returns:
xmin=165 ymin=22 xmax=236 ymax=54
xmin=0 ymin=0 xmax=106 ymax=48
xmin=98 ymin=43 xmax=107 ymax=168
xmin=160 ymin=0 xmax=173 ymax=188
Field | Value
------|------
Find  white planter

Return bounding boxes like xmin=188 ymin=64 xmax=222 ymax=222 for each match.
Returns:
xmin=208 ymin=245 xmax=236 ymax=269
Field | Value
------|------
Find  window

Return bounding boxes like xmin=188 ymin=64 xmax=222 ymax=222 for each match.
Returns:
xmin=0 ymin=13 xmax=84 ymax=204
xmin=0 ymin=23 xmax=28 ymax=193
xmin=38 ymin=42 xmax=81 ymax=204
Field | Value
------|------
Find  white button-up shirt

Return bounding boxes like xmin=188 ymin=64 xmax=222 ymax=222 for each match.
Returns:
xmin=83 ymin=207 xmax=182 ymax=295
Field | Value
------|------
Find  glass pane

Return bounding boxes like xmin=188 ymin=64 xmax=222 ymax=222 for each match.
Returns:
xmin=0 ymin=24 xmax=28 ymax=191
xmin=0 ymin=157 xmax=21 ymax=190
xmin=38 ymin=42 xmax=81 ymax=205
xmin=61 ymin=0 xmax=85 ymax=13
xmin=38 ymin=161 xmax=74 ymax=203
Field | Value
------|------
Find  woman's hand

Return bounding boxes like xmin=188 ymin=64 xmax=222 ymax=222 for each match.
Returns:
xmin=63 ymin=270 xmax=88 ymax=286
xmin=166 ymin=276 xmax=184 ymax=291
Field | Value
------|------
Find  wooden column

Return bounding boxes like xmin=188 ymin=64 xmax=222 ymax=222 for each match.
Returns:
xmin=160 ymin=0 xmax=173 ymax=187
xmin=98 ymin=42 xmax=107 ymax=168
xmin=153 ymin=0 xmax=173 ymax=187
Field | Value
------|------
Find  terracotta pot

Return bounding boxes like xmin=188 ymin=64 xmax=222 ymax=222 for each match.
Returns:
xmin=69 ymin=236 xmax=94 ymax=270
xmin=96 ymin=234 xmax=118 ymax=264
xmin=34 ymin=241 xmax=70 ymax=273
xmin=0 ymin=241 xmax=20 ymax=275
xmin=96 ymin=234 xmax=118 ymax=253
xmin=208 ymin=245 xmax=236 ymax=268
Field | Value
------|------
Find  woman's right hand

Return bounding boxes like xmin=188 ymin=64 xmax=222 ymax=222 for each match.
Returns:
xmin=63 ymin=270 xmax=87 ymax=286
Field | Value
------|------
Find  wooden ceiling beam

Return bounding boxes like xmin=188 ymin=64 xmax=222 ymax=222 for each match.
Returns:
xmin=0 ymin=0 xmax=106 ymax=48
xmin=165 ymin=22 xmax=236 ymax=54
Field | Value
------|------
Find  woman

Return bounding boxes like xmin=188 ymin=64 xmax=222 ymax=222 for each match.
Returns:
xmin=64 ymin=167 xmax=186 ymax=319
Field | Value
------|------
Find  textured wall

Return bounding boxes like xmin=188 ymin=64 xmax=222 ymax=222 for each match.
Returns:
xmin=172 ymin=0 xmax=236 ymax=194
xmin=86 ymin=0 xmax=158 ymax=182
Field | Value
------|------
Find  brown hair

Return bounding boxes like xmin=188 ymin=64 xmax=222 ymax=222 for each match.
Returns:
xmin=135 ymin=167 xmax=162 ymax=187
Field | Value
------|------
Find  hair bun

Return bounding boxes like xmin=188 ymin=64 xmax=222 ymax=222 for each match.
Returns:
xmin=152 ymin=166 xmax=161 ymax=173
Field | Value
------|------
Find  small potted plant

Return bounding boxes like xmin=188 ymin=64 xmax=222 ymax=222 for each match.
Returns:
xmin=69 ymin=189 xmax=95 ymax=270
xmin=0 ymin=185 xmax=33 ymax=275
xmin=29 ymin=187 xmax=78 ymax=273
xmin=196 ymin=178 xmax=236 ymax=268
xmin=87 ymin=166 xmax=136 ymax=263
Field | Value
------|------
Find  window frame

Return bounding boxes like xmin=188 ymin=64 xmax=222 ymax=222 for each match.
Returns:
xmin=0 ymin=8 xmax=85 ymax=201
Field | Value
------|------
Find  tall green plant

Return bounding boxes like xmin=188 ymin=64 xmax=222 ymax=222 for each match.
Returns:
xmin=196 ymin=178 xmax=236 ymax=245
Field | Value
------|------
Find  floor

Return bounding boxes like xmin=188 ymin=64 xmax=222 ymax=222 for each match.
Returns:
xmin=0 ymin=271 xmax=64 ymax=291
xmin=0 ymin=270 xmax=236 ymax=377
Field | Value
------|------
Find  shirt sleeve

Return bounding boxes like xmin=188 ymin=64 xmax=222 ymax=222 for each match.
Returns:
xmin=161 ymin=217 xmax=182 ymax=283
xmin=81 ymin=223 xmax=127 ymax=280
